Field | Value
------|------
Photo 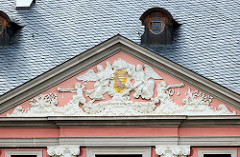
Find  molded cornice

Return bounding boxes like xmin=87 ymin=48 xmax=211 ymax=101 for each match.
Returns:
xmin=0 ymin=136 xmax=240 ymax=147
xmin=1 ymin=115 xmax=240 ymax=128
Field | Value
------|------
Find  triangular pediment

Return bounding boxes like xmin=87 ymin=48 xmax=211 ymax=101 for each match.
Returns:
xmin=0 ymin=35 xmax=239 ymax=117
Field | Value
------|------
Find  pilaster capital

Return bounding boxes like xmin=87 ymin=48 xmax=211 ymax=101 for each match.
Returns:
xmin=47 ymin=145 xmax=80 ymax=157
xmin=155 ymin=145 xmax=190 ymax=157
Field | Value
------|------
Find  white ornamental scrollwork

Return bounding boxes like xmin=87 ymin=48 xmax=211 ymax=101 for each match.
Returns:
xmin=155 ymin=145 xmax=190 ymax=157
xmin=47 ymin=145 xmax=80 ymax=157
xmin=7 ymin=58 xmax=236 ymax=117
xmin=7 ymin=93 xmax=86 ymax=117
xmin=181 ymin=87 xmax=236 ymax=115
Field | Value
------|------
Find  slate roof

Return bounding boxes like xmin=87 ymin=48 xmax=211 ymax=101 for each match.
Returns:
xmin=0 ymin=0 xmax=239 ymax=96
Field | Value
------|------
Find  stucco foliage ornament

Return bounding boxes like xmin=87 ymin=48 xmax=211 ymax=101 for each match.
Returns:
xmin=154 ymin=86 xmax=236 ymax=115
xmin=180 ymin=87 xmax=236 ymax=115
xmin=47 ymin=145 xmax=80 ymax=157
xmin=155 ymin=145 xmax=190 ymax=157
xmin=7 ymin=58 xmax=236 ymax=117
xmin=7 ymin=92 xmax=86 ymax=117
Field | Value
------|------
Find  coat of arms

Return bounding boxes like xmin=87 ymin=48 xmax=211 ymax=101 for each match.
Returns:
xmin=76 ymin=58 xmax=163 ymax=101
xmin=114 ymin=69 xmax=128 ymax=93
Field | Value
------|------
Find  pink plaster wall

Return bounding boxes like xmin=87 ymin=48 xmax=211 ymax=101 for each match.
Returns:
xmin=79 ymin=147 xmax=86 ymax=157
xmin=59 ymin=127 xmax=178 ymax=137
xmin=1 ymin=51 xmax=239 ymax=116
xmin=0 ymin=128 xmax=59 ymax=137
xmin=179 ymin=127 xmax=240 ymax=136
xmin=1 ymin=127 xmax=240 ymax=138
xmin=151 ymin=147 xmax=158 ymax=157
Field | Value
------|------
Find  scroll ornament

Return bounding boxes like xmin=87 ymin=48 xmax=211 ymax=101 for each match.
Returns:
xmin=7 ymin=58 xmax=236 ymax=117
xmin=155 ymin=145 xmax=190 ymax=157
xmin=47 ymin=145 xmax=80 ymax=157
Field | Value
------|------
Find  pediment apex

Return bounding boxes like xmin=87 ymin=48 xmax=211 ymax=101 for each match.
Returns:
xmin=0 ymin=35 xmax=240 ymax=116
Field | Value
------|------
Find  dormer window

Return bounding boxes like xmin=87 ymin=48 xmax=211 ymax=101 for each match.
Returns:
xmin=0 ymin=11 xmax=21 ymax=47
xmin=140 ymin=8 xmax=178 ymax=46
xmin=149 ymin=18 xmax=165 ymax=34
xmin=0 ymin=18 xmax=3 ymax=34
xmin=0 ymin=15 xmax=8 ymax=35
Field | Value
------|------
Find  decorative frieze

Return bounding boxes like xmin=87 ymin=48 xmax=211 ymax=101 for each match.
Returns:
xmin=47 ymin=145 xmax=80 ymax=157
xmin=155 ymin=145 xmax=190 ymax=157
xmin=7 ymin=58 xmax=236 ymax=117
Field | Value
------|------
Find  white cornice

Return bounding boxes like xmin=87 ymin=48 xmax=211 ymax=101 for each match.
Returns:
xmin=1 ymin=136 xmax=240 ymax=147
xmin=1 ymin=115 xmax=240 ymax=127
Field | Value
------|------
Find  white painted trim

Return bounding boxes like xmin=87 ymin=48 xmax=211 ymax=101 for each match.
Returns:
xmin=1 ymin=136 xmax=240 ymax=148
xmin=2 ymin=115 xmax=240 ymax=128
xmin=86 ymin=147 xmax=151 ymax=157
xmin=5 ymin=150 xmax=42 ymax=157
xmin=198 ymin=149 xmax=237 ymax=157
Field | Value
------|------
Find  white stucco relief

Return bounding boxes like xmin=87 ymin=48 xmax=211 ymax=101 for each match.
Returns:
xmin=155 ymin=145 xmax=190 ymax=157
xmin=7 ymin=58 xmax=236 ymax=117
xmin=47 ymin=145 xmax=80 ymax=157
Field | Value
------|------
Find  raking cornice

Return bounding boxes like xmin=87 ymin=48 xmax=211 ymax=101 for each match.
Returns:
xmin=0 ymin=35 xmax=239 ymax=114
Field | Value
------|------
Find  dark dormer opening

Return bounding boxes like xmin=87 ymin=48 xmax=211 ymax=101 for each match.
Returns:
xmin=0 ymin=11 xmax=11 ymax=46
xmin=0 ymin=11 xmax=22 ymax=47
xmin=140 ymin=8 xmax=179 ymax=46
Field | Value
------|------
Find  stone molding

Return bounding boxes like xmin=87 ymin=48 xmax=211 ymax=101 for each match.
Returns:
xmin=1 ymin=136 xmax=240 ymax=147
xmin=198 ymin=148 xmax=237 ymax=157
xmin=1 ymin=115 xmax=240 ymax=128
xmin=86 ymin=147 xmax=151 ymax=157
xmin=155 ymin=145 xmax=190 ymax=157
xmin=5 ymin=150 xmax=42 ymax=157
xmin=47 ymin=145 xmax=80 ymax=157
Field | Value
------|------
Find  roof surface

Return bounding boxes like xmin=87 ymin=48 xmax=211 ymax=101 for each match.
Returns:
xmin=0 ymin=0 xmax=239 ymax=96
